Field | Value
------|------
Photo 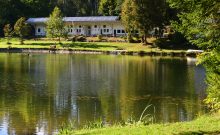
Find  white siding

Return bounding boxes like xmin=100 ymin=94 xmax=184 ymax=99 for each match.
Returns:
xmin=35 ymin=25 xmax=46 ymax=36
xmin=34 ymin=21 xmax=126 ymax=37
xmin=113 ymin=23 xmax=126 ymax=36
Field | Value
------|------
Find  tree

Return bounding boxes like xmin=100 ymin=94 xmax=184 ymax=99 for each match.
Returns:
xmin=14 ymin=17 xmax=31 ymax=45
xmin=115 ymin=0 xmax=124 ymax=14
xmin=133 ymin=0 xmax=166 ymax=44
xmin=3 ymin=24 xmax=13 ymax=44
xmin=121 ymin=0 xmax=135 ymax=42
xmin=99 ymin=0 xmax=117 ymax=15
xmin=46 ymin=7 xmax=65 ymax=43
xmin=121 ymin=0 xmax=166 ymax=44
xmin=168 ymin=0 xmax=220 ymax=111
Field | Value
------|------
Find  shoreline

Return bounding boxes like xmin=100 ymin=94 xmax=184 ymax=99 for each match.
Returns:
xmin=0 ymin=48 xmax=198 ymax=57
xmin=60 ymin=114 xmax=220 ymax=135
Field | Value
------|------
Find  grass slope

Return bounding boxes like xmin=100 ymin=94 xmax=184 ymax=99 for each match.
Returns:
xmin=60 ymin=115 xmax=220 ymax=135
xmin=0 ymin=38 xmax=185 ymax=53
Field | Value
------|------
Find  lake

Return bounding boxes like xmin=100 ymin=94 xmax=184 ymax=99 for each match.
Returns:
xmin=0 ymin=53 xmax=206 ymax=135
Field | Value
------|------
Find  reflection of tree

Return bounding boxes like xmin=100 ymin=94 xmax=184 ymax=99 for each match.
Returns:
xmin=0 ymin=54 xmax=73 ymax=134
xmin=0 ymin=54 xmax=207 ymax=134
xmin=118 ymin=57 xmax=206 ymax=123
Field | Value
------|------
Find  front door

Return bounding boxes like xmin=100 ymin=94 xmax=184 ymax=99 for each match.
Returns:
xmin=87 ymin=26 xmax=91 ymax=36
xmin=114 ymin=30 xmax=117 ymax=37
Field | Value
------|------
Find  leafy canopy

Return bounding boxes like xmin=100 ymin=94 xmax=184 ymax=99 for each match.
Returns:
xmin=168 ymin=0 xmax=220 ymax=111
xmin=121 ymin=0 xmax=166 ymax=44
xmin=14 ymin=17 xmax=31 ymax=44
xmin=46 ymin=6 xmax=65 ymax=43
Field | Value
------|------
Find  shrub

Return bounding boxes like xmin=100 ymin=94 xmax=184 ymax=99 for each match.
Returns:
xmin=154 ymin=32 xmax=195 ymax=49
xmin=153 ymin=38 xmax=170 ymax=49
xmin=72 ymin=35 xmax=86 ymax=42
xmin=97 ymin=35 xmax=103 ymax=42
xmin=77 ymin=35 xmax=86 ymax=42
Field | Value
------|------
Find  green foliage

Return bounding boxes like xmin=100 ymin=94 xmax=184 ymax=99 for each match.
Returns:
xmin=168 ymin=0 xmax=220 ymax=111
xmin=97 ymin=35 xmax=103 ymax=42
xmin=83 ymin=119 xmax=104 ymax=129
xmin=154 ymin=32 xmax=193 ymax=49
xmin=121 ymin=0 xmax=136 ymax=43
xmin=46 ymin=7 xmax=65 ymax=43
xmin=14 ymin=17 xmax=31 ymax=44
xmin=98 ymin=0 xmax=117 ymax=15
xmin=3 ymin=24 xmax=13 ymax=44
xmin=198 ymin=49 xmax=220 ymax=112
xmin=121 ymin=0 xmax=167 ymax=44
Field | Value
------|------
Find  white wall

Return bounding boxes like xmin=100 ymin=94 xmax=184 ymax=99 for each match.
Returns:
xmin=113 ymin=23 xmax=126 ymax=36
xmin=35 ymin=25 xmax=46 ymax=36
xmin=34 ymin=21 xmax=126 ymax=37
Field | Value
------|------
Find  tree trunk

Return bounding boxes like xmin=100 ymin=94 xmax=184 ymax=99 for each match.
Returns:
xmin=7 ymin=37 xmax=10 ymax=44
xmin=127 ymin=32 xmax=132 ymax=43
xmin=58 ymin=36 xmax=61 ymax=44
xmin=20 ymin=36 xmax=24 ymax=45
xmin=142 ymin=34 xmax=149 ymax=45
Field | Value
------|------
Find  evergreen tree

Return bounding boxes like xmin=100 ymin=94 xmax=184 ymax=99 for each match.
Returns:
xmin=3 ymin=24 xmax=13 ymax=44
xmin=115 ymin=0 xmax=124 ymax=14
xmin=133 ymin=0 xmax=166 ymax=44
xmin=168 ymin=0 xmax=220 ymax=111
xmin=99 ymin=0 xmax=117 ymax=15
xmin=121 ymin=0 xmax=135 ymax=42
xmin=46 ymin=7 xmax=65 ymax=43
xmin=121 ymin=0 xmax=166 ymax=44
xmin=14 ymin=17 xmax=31 ymax=45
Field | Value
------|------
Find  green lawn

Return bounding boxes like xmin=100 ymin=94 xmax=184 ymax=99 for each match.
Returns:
xmin=59 ymin=115 xmax=220 ymax=135
xmin=0 ymin=38 xmax=186 ymax=53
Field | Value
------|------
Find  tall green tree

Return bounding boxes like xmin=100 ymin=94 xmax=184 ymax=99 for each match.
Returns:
xmin=99 ymin=0 xmax=117 ymax=15
xmin=3 ymin=24 xmax=13 ymax=44
xmin=121 ymin=0 xmax=135 ymax=42
xmin=122 ymin=0 xmax=166 ymax=44
xmin=115 ymin=0 xmax=124 ymax=14
xmin=14 ymin=17 xmax=31 ymax=45
xmin=46 ymin=7 xmax=65 ymax=43
xmin=135 ymin=0 xmax=166 ymax=44
xmin=168 ymin=0 xmax=220 ymax=111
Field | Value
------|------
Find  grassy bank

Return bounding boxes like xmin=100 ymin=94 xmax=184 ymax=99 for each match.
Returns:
xmin=59 ymin=115 xmax=220 ymax=135
xmin=0 ymin=38 xmax=186 ymax=53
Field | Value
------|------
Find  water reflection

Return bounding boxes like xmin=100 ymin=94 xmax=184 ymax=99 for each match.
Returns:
xmin=0 ymin=53 xmax=206 ymax=135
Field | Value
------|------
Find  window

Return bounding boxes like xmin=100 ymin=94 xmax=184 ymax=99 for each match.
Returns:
xmin=122 ymin=30 xmax=125 ymax=33
xmin=107 ymin=29 xmax=109 ymax=33
xmin=103 ymin=25 xmax=106 ymax=28
xmin=70 ymin=29 xmax=73 ymax=33
xmin=104 ymin=29 xmax=106 ymax=32
xmin=94 ymin=25 xmax=97 ymax=28
xmin=38 ymin=28 xmax=41 ymax=33
xmin=79 ymin=25 xmax=82 ymax=28
xmin=117 ymin=30 xmax=121 ymax=33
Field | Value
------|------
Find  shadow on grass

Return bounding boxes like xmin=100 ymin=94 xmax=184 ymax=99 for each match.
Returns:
xmin=178 ymin=131 xmax=220 ymax=135
xmin=27 ymin=43 xmax=55 ymax=46
xmin=25 ymin=42 xmax=118 ymax=49
xmin=63 ymin=43 xmax=118 ymax=49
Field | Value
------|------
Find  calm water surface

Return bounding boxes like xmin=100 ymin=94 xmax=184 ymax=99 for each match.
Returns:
xmin=0 ymin=53 xmax=206 ymax=135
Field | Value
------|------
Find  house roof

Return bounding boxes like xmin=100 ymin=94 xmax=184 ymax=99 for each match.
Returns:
xmin=27 ymin=16 xmax=119 ymax=23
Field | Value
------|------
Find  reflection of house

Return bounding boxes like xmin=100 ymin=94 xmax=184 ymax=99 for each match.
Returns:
xmin=27 ymin=16 xmax=126 ymax=37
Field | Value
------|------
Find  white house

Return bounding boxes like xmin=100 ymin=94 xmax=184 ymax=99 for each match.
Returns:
xmin=27 ymin=16 xmax=126 ymax=37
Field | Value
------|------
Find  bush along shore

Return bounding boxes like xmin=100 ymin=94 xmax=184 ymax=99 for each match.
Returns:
xmin=0 ymin=38 xmax=200 ymax=57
